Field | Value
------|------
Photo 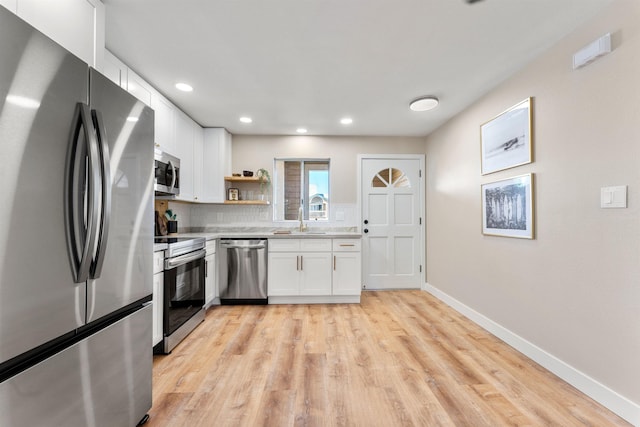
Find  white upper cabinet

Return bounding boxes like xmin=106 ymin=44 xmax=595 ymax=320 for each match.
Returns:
xmin=193 ymin=125 xmax=204 ymax=202
xmin=174 ymin=111 xmax=195 ymax=202
xmin=202 ymin=128 xmax=232 ymax=203
xmin=103 ymin=50 xmax=127 ymax=88
xmin=16 ymin=0 xmax=105 ymax=68
xmin=126 ymin=68 xmax=153 ymax=107
xmin=152 ymin=94 xmax=176 ymax=154
xmin=0 ymin=0 xmax=17 ymax=13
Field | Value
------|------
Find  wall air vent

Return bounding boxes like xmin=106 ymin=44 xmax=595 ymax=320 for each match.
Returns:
xmin=573 ymin=33 xmax=612 ymax=70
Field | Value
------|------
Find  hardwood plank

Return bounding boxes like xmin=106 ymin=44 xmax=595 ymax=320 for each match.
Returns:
xmin=144 ymin=291 xmax=631 ymax=427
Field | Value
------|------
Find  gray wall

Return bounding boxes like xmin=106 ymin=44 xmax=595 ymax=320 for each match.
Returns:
xmin=424 ymin=0 xmax=639 ymax=407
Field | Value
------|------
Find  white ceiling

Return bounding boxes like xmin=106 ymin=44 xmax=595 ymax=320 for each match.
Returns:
xmin=103 ymin=0 xmax=611 ymax=137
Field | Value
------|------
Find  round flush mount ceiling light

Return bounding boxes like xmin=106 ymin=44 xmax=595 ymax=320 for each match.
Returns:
xmin=409 ymin=96 xmax=439 ymax=111
xmin=175 ymin=82 xmax=193 ymax=92
xmin=239 ymin=116 xmax=252 ymax=123
xmin=340 ymin=117 xmax=353 ymax=125
xmin=296 ymin=128 xmax=308 ymax=134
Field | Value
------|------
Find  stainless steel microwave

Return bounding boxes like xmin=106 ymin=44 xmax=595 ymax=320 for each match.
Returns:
xmin=154 ymin=151 xmax=180 ymax=196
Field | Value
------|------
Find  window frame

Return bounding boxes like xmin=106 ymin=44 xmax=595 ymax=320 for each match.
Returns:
xmin=273 ymin=158 xmax=331 ymax=222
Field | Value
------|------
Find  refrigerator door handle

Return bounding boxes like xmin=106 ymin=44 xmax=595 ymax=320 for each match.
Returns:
xmin=64 ymin=102 xmax=101 ymax=283
xmin=90 ymin=109 xmax=111 ymax=279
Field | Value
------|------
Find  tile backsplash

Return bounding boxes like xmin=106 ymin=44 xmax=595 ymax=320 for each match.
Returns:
xmin=167 ymin=202 xmax=359 ymax=231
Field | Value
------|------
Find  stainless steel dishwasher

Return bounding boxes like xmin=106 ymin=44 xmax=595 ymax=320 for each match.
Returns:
xmin=218 ymin=239 xmax=268 ymax=304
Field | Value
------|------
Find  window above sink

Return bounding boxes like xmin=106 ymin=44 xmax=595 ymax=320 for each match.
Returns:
xmin=273 ymin=158 xmax=330 ymax=222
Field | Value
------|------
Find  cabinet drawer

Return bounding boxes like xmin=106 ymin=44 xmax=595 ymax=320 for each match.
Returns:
xmin=153 ymin=251 xmax=165 ymax=274
xmin=269 ymin=239 xmax=301 ymax=252
xmin=300 ymin=239 xmax=332 ymax=252
xmin=332 ymin=239 xmax=361 ymax=252
xmin=269 ymin=238 xmax=332 ymax=252
xmin=206 ymin=240 xmax=216 ymax=254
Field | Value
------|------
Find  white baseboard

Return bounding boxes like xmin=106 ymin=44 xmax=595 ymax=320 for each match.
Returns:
xmin=423 ymin=282 xmax=639 ymax=426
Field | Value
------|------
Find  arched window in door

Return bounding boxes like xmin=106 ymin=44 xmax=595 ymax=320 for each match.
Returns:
xmin=371 ymin=167 xmax=411 ymax=188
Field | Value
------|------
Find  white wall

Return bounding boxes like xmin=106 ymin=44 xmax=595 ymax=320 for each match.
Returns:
xmin=424 ymin=0 xmax=639 ymax=420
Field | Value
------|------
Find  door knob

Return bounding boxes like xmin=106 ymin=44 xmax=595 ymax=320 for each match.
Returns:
xmin=364 ymin=219 xmax=369 ymax=224
xmin=364 ymin=229 xmax=369 ymax=233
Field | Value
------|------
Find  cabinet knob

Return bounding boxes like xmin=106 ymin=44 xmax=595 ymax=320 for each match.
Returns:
xmin=364 ymin=229 xmax=369 ymax=234
xmin=364 ymin=219 xmax=369 ymax=225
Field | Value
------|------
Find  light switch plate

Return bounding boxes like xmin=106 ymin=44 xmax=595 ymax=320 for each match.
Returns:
xmin=601 ymin=185 xmax=627 ymax=208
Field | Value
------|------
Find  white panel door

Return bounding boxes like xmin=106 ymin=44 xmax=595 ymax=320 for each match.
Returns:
xmin=361 ymin=157 xmax=423 ymax=289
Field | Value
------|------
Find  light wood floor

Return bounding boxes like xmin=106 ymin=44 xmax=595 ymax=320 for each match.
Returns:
xmin=147 ymin=291 xmax=630 ymax=426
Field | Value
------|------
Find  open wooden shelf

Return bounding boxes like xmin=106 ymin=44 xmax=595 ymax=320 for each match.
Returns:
xmin=224 ymin=176 xmax=267 ymax=183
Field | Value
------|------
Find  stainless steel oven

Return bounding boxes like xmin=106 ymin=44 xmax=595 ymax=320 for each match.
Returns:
xmin=155 ymin=237 xmax=206 ymax=354
xmin=154 ymin=150 xmax=180 ymax=196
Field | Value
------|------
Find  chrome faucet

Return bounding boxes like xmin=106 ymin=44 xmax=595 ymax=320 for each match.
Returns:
xmin=298 ymin=206 xmax=306 ymax=232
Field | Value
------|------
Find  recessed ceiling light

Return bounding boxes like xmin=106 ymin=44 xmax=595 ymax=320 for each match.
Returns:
xmin=296 ymin=128 xmax=308 ymax=134
xmin=175 ymin=82 xmax=193 ymax=92
xmin=239 ymin=116 xmax=253 ymax=123
xmin=126 ymin=116 xmax=139 ymax=122
xmin=409 ymin=96 xmax=439 ymax=111
xmin=340 ymin=117 xmax=353 ymax=125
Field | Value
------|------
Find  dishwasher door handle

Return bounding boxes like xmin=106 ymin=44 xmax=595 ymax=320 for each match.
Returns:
xmin=223 ymin=244 xmax=266 ymax=250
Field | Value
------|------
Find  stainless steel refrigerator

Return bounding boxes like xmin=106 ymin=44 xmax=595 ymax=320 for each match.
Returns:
xmin=0 ymin=6 xmax=154 ymax=426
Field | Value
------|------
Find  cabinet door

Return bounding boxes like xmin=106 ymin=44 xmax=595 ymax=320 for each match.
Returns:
xmin=193 ymin=125 xmax=204 ymax=202
xmin=18 ymin=0 xmax=101 ymax=66
xmin=174 ymin=112 xmax=195 ymax=201
xmin=300 ymin=253 xmax=332 ymax=296
xmin=202 ymin=128 xmax=232 ymax=203
xmin=152 ymin=95 xmax=175 ymax=153
xmin=333 ymin=252 xmax=362 ymax=295
xmin=103 ymin=50 xmax=127 ymax=88
xmin=205 ymin=254 xmax=216 ymax=305
xmin=126 ymin=69 xmax=153 ymax=107
xmin=268 ymin=253 xmax=300 ymax=296
xmin=152 ymin=272 xmax=164 ymax=346
xmin=1 ymin=0 xmax=17 ymax=14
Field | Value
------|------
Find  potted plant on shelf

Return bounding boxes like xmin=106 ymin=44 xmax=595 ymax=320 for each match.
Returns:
xmin=256 ymin=168 xmax=271 ymax=201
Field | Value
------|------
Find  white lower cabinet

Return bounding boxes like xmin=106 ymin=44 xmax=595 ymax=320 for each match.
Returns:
xmin=300 ymin=253 xmax=332 ymax=295
xmin=204 ymin=240 xmax=217 ymax=307
xmin=268 ymin=252 xmax=332 ymax=296
xmin=152 ymin=250 xmax=165 ymax=347
xmin=332 ymin=239 xmax=362 ymax=295
xmin=268 ymin=238 xmax=361 ymax=303
xmin=268 ymin=252 xmax=300 ymax=295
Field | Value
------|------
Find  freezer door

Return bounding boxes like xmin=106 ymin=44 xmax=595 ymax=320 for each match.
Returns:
xmin=0 ymin=304 xmax=152 ymax=427
xmin=0 ymin=7 xmax=89 ymax=364
xmin=86 ymin=69 xmax=154 ymax=323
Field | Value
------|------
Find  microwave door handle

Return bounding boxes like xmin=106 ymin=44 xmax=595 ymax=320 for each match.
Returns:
xmin=167 ymin=160 xmax=176 ymax=192
xmin=64 ymin=102 xmax=101 ymax=283
xmin=89 ymin=109 xmax=111 ymax=279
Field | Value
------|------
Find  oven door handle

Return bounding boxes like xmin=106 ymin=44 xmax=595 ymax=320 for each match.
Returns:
xmin=164 ymin=249 xmax=206 ymax=270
